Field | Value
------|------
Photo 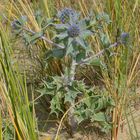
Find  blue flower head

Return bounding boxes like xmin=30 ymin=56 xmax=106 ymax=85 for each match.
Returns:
xmin=67 ymin=24 xmax=80 ymax=38
xmin=120 ymin=32 xmax=129 ymax=45
xmin=58 ymin=8 xmax=75 ymax=23
xmin=55 ymin=8 xmax=94 ymax=50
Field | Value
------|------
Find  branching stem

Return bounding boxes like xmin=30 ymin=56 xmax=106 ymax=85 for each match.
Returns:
xmin=22 ymin=27 xmax=65 ymax=49
xmin=76 ymin=42 xmax=119 ymax=65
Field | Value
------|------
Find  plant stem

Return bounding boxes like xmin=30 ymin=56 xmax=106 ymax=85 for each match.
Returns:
xmin=22 ymin=27 xmax=65 ymax=49
xmin=68 ymin=59 xmax=76 ymax=85
xmin=77 ymin=42 xmax=119 ymax=65
xmin=65 ymin=54 xmax=77 ymax=135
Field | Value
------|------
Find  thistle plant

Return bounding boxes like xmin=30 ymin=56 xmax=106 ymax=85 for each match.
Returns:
xmin=10 ymin=7 xmax=129 ymax=136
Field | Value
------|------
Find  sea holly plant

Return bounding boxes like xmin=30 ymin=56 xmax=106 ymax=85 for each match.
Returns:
xmin=11 ymin=7 xmax=129 ymax=135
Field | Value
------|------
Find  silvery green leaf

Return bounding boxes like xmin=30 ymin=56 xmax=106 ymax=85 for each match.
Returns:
xmin=23 ymin=31 xmax=43 ymax=45
xmin=54 ymin=24 xmax=68 ymax=30
xmin=42 ymin=18 xmax=54 ymax=29
xmin=76 ymin=37 xmax=87 ymax=49
xmin=35 ymin=10 xmax=43 ymax=27
xmin=50 ymin=95 xmax=64 ymax=117
xmin=66 ymin=44 xmax=74 ymax=55
xmin=107 ymin=98 xmax=115 ymax=106
xmin=91 ymin=112 xmax=106 ymax=122
xmin=23 ymin=33 xmax=31 ymax=45
xmin=75 ymin=110 xmax=86 ymax=124
xmin=52 ymin=76 xmax=64 ymax=91
xmin=78 ymin=19 xmax=87 ymax=29
xmin=97 ymin=13 xmax=111 ymax=24
xmin=84 ymin=93 xmax=91 ymax=108
xmin=76 ymin=52 xmax=86 ymax=62
xmin=94 ymin=98 xmax=104 ymax=111
xmin=80 ymin=30 xmax=93 ymax=39
xmin=19 ymin=15 xmax=28 ymax=25
xmin=56 ymin=31 xmax=68 ymax=40
xmin=64 ymin=89 xmax=78 ymax=104
xmin=67 ymin=38 xmax=73 ymax=46
xmin=30 ymin=31 xmax=43 ymax=44
xmin=100 ymin=32 xmax=110 ymax=47
xmin=52 ymin=48 xmax=66 ymax=58
xmin=101 ymin=123 xmax=112 ymax=133
xmin=72 ymin=80 xmax=86 ymax=92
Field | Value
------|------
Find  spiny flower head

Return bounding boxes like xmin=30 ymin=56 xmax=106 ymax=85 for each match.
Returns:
xmin=67 ymin=24 xmax=80 ymax=38
xmin=120 ymin=32 xmax=129 ymax=45
xmin=58 ymin=8 xmax=75 ymax=23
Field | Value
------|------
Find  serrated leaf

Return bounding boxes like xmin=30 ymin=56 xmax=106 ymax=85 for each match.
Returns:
xmin=30 ymin=31 xmax=43 ymax=44
xmin=80 ymin=30 xmax=93 ymax=39
xmin=100 ymin=33 xmax=110 ymax=47
xmin=45 ymin=49 xmax=54 ymax=60
xmin=67 ymin=38 xmax=73 ymax=46
xmin=76 ymin=37 xmax=87 ymax=49
xmin=54 ymin=24 xmax=68 ymax=30
xmin=52 ymin=48 xmax=66 ymax=58
xmin=66 ymin=44 xmax=74 ymax=55
xmin=74 ymin=107 xmax=87 ymax=124
xmin=92 ymin=112 xmax=106 ymax=122
xmin=76 ymin=52 xmax=86 ymax=62
xmin=72 ymin=80 xmax=86 ymax=92
xmin=56 ymin=32 xmax=68 ymax=40
xmin=95 ymin=98 xmax=104 ymax=111
xmin=85 ymin=109 xmax=92 ymax=117
xmin=23 ymin=31 xmax=43 ymax=45
xmin=23 ymin=33 xmax=31 ymax=45
xmin=75 ymin=112 xmax=85 ymax=124
xmin=83 ymin=92 xmax=92 ymax=109
xmin=50 ymin=94 xmax=64 ymax=117
xmin=107 ymin=98 xmax=115 ymax=106
xmin=64 ymin=89 xmax=78 ymax=104
xmin=101 ymin=123 xmax=112 ymax=133
xmin=52 ymin=76 xmax=63 ymax=91
xmin=97 ymin=13 xmax=111 ymax=24
xmin=78 ymin=19 xmax=87 ymax=29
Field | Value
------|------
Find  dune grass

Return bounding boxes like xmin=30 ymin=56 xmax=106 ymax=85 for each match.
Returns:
xmin=0 ymin=23 xmax=38 ymax=140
